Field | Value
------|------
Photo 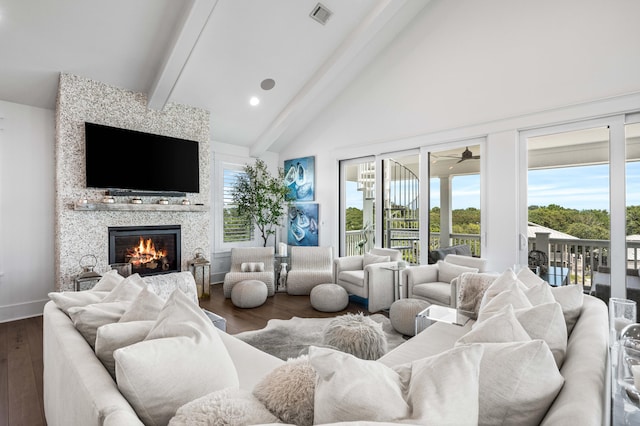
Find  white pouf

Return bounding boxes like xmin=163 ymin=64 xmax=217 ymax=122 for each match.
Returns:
xmin=389 ymin=298 xmax=431 ymax=336
xmin=231 ymin=280 xmax=268 ymax=308
xmin=310 ymin=283 xmax=349 ymax=312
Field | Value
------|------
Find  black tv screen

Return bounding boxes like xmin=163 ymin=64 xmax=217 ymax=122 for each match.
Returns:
xmin=85 ymin=122 xmax=200 ymax=193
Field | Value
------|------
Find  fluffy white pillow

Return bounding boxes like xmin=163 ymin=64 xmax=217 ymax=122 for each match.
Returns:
xmin=456 ymin=305 xmax=532 ymax=346
xmin=310 ymin=344 xmax=483 ymax=425
xmin=95 ymin=320 xmax=156 ymax=378
xmin=169 ymin=388 xmax=278 ymax=426
xmin=438 ymin=261 xmax=479 ymax=284
xmin=457 ymin=272 xmax=498 ymax=317
xmin=550 ymin=284 xmax=584 ymax=335
xmin=118 ymin=287 xmax=164 ymax=322
xmin=101 ymin=273 xmax=146 ymax=303
xmin=240 ymin=262 xmax=265 ymax=272
xmin=92 ymin=269 xmax=125 ymax=292
xmin=363 ymin=252 xmax=390 ymax=267
xmin=48 ymin=290 xmax=109 ymax=315
xmin=68 ymin=301 xmax=131 ymax=348
xmin=514 ymin=302 xmax=568 ymax=367
xmin=471 ymin=340 xmax=564 ymax=425
xmin=114 ymin=290 xmax=239 ymax=426
xmin=253 ymin=355 xmax=316 ymax=426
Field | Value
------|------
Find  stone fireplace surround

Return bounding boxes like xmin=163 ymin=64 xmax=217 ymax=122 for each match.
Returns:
xmin=54 ymin=74 xmax=210 ymax=291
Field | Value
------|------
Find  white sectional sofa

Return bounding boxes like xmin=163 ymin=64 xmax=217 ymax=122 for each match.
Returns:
xmin=43 ymin=269 xmax=610 ymax=425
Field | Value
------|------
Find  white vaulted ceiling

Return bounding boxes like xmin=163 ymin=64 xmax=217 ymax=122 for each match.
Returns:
xmin=0 ymin=0 xmax=430 ymax=154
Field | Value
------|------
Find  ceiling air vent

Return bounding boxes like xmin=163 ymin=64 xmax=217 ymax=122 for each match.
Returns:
xmin=309 ymin=3 xmax=332 ymax=25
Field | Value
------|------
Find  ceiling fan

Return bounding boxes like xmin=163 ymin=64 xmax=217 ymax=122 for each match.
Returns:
xmin=455 ymin=147 xmax=480 ymax=163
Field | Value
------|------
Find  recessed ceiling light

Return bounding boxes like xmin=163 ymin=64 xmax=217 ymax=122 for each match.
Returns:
xmin=261 ymin=79 xmax=276 ymax=91
xmin=249 ymin=96 xmax=260 ymax=106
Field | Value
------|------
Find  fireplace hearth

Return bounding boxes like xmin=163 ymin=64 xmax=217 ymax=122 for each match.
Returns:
xmin=108 ymin=225 xmax=181 ymax=276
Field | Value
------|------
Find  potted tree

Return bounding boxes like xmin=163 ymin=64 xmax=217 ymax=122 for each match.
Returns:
xmin=231 ymin=159 xmax=290 ymax=247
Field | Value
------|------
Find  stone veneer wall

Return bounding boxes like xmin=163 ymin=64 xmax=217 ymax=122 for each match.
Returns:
xmin=55 ymin=74 xmax=210 ymax=291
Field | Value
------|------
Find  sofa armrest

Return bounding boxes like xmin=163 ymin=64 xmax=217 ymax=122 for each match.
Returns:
xmin=334 ymin=255 xmax=364 ymax=276
xmin=403 ymin=265 xmax=439 ymax=298
xmin=365 ymin=263 xmax=397 ymax=312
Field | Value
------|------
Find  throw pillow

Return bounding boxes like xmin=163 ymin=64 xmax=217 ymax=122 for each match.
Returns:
xmin=363 ymin=252 xmax=390 ymax=268
xmin=551 ymin=284 xmax=584 ymax=335
xmin=92 ymin=269 xmax=125 ymax=292
xmin=253 ymin=355 xmax=316 ymax=426
xmin=514 ymin=302 xmax=568 ymax=367
xmin=478 ymin=269 xmax=525 ymax=310
xmin=101 ymin=273 xmax=146 ymax=303
xmin=114 ymin=289 xmax=239 ymax=426
xmin=168 ymin=388 xmax=278 ymax=426
xmin=457 ymin=272 xmax=498 ymax=318
xmin=469 ymin=340 xmax=564 ymax=425
xmin=517 ymin=267 xmax=545 ymax=288
xmin=67 ymin=301 xmax=131 ymax=348
xmin=118 ymin=287 xmax=165 ymax=322
xmin=523 ymin=279 xmax=555 ymax=306
xmin=437 ymin=260 xmax=479 ymax=284
xmin=456 ymin=305 xmax=532 ymax=346
xmin=48 ymin=290 xmax=109 ymax=315
xmin=142 ymin=271 xmax=199 ymax=305
xmin=95 ymin=320 xmax=156 ymax=378
xmin=240 ymin=262 xmax=265 ymax=272
xmin=310 ymin=344 xmax=483 ymax=425
xmin=476 ymin=282 xmax=532 ymax=323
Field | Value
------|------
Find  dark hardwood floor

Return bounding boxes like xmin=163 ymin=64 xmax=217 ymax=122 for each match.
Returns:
xmin=0 ymin=283 xmax=369 ymax=425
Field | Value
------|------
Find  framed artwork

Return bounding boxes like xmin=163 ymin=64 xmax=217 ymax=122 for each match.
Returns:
xmin=284 ymin=156 xmax=315 ymax=201
xmin=288 ymin=203 xmax=319 ymax=246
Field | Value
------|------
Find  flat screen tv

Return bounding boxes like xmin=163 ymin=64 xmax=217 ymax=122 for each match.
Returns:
xmin=85 ymin=122 xmax=200 ymax=194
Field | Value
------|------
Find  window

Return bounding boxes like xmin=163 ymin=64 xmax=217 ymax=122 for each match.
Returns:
xmin=223 ymin=167 xmax=253 ymax=243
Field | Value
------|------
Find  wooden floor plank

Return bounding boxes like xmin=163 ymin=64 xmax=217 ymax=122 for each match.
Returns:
xmin=25 ymin=317 xmax=45 ymax=424
xmin=0 ymin=321 xmax=9 ymax=426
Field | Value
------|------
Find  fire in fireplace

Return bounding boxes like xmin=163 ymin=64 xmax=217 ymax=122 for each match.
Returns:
xmin=108 ymin=225 xmax=181 ymax=276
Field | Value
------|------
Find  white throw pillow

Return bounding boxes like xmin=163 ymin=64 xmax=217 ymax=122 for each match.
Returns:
xmin=48 ymin=290 xmax=109 ymax=315
xmin=118 ymin=287 xmax=165 ymax=322
xmin=240 ymin=262 xmax=265 ymax=272
xmin=169 ymin=388 xmax=278 ymax=426
xmin=92 ymin=269 xmax=125 ymax=292
xmin=68 ymin=301 xmax=131 ymax=348
xmin=114 ymin=290 xmax=239 ymax=426
xmin=143 ymin=271 xmax=199 ymax=305
xmin=101 ymin=273 xmax=146 ymax=303
xmin=363 ymin=252 xmax=390 ymax=268
xmin=523 ymin=279 xmax=556 ymax=306
xmin=470 ymin=340 xmax=564 ymax=425
xmin=456 ymin=305 xmax=532 ymax=346
xmin=517 ymin=267 xmax=545 ymax=288
xmin=478 ymin=269 xmax=525 ymax=309
xmin=476 ymin=283 xmax=532 ymax=323
xmin=438 ymin=260 xmax=479 ymax=284
xmin=551 ymin=284 xmax=584 ymax=335
xmin=514 ymin=302 xmax=568 ymax=367
xmin=95 ymin=320 xmax=156 ymax=378
xmin=310 ymin=344 xmax=483 ymax=425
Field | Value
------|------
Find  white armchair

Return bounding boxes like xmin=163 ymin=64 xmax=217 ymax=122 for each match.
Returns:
xmin=403 ymin=254 xmax=488 ymax=307
xmin=223 ymin=247 xmax=275 ymax=298
xmin=334 ymin=248 xmax=402 ymax=313
xmin=286 ymin=246 xmax=334 ymax=295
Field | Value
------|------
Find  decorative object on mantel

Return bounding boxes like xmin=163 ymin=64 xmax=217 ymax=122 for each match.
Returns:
xmin=181 ymin=199 xmax=191 ymax=205
xmin=130 ymin=197 xmax=143 ymax=204
xmin=75 ymin=254 xmax=102 ymax=291
xmin=102 ymin=195 xmax=115 ymax=204
xmin=189 ymin=248 xmax=211 ymax=298
xmin=78 ymin=198 xmax=88 ymax=205
xmin=157 ymin=198 xmax=169 ymax=205
xmin=230 ymin=158 xmax=290 ymax=247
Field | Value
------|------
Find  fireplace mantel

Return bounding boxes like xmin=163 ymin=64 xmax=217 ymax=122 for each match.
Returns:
xmin=73 ymin=202 xmax=208 ymax=213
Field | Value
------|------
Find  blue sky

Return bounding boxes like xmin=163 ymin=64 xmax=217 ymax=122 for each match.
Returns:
xmin=346 ymin=162 xmax=640 ymax=211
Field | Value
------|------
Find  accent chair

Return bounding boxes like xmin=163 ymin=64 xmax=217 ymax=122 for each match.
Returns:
xmin=223 ymin=247 xmax=275 ymax=297
xmin=286 ymin=246 xmax=334 ymax=295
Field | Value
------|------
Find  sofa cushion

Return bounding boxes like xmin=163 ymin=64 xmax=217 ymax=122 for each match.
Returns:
xmin=142 ymin=271 xmax=199 ymax=305
xmin=118 ymin=286 xmax=165 ymax=322
xmin=551 ymin=284 xmax=584 ymax=335
xmin=363 ymin=252 xmax=390 ymax=268
xmin=412 ymin=282 xmax=451 ymax=306
xmin=92 ymin=269 xmax=125 ymax=292
xmin=48 ymin=290 xmax=109 ymax=315
xmin=438 ymin=260 xmax=479 ymax=284
xmin=456 ymin=305 xmax=531 ymax=346
xmin=514 ymin=302 xmax=568 ymax=367
xmin=95 ymin=320 xmax=156 ymax=378
xmin=310 ymin=344 xmax=483 ymax=425
xmin=168 ymin=388 xmax=278 ymax=426
xmin=477 ymin=283 xmax=532 ymax=323
xmin=253 ymin=355 xmax=316 ymax=426
xmin=339 ymin=270 xmax=365 ymax=287
xmin=101 ymin=273 xmax=146 ymax=303
xmin=523 ymin=279 xmax=555 ymax=305
xmin=517 ymin=266 xmax=545 ymax=288
xmin=114 ymin=290 xmax=239 ymax=426
xmin=68 ymin=301 xmax=131 ymax=348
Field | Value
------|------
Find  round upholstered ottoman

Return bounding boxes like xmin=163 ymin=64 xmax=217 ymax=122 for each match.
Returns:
xmin=322 ymin=313 xmax=388 ymax=360
xmin=310 ymin=283 xmax=349 ymax=312
xmin=231 ymin=280 xmax=268 ymax=308
xmin=389 ymin=298 xmax=431 ymax=336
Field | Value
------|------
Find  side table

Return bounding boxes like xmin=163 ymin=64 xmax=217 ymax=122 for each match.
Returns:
xmin=381 ymin=264 xmax=406 ymax=300
xmin=415 ymin=305 xmax=470 ymax=335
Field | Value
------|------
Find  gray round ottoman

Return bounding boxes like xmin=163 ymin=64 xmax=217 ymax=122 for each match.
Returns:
xmin=231 ymin=280 xmax=268 ymax=308
xmin=322 ymin=313 xmax=387 ymax=360
xmin=310 ymin=283 xmax=349 ymax=312
xmin=389 ymin=298 xmax=431 ymax=336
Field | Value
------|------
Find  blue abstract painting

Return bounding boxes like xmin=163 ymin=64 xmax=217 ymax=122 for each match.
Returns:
xmin=284 ymin=156 xmax=314 ymax=201
xmin=288 ymin=203 xmax=319 ymax=246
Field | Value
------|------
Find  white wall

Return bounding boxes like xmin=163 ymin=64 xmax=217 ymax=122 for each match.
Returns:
xmin=279 ymin=0 xmax=640 ymax=272
xmin=0 ymin=100 xmax=55 ymax=322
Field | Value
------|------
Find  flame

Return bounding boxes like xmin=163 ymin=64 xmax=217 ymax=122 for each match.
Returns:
xmin=126 ymin=237 xmax=167 ymax=266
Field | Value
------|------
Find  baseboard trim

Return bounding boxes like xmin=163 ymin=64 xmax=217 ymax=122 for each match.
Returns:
xmin=0 ymin=299 xmax=48 ymax=323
